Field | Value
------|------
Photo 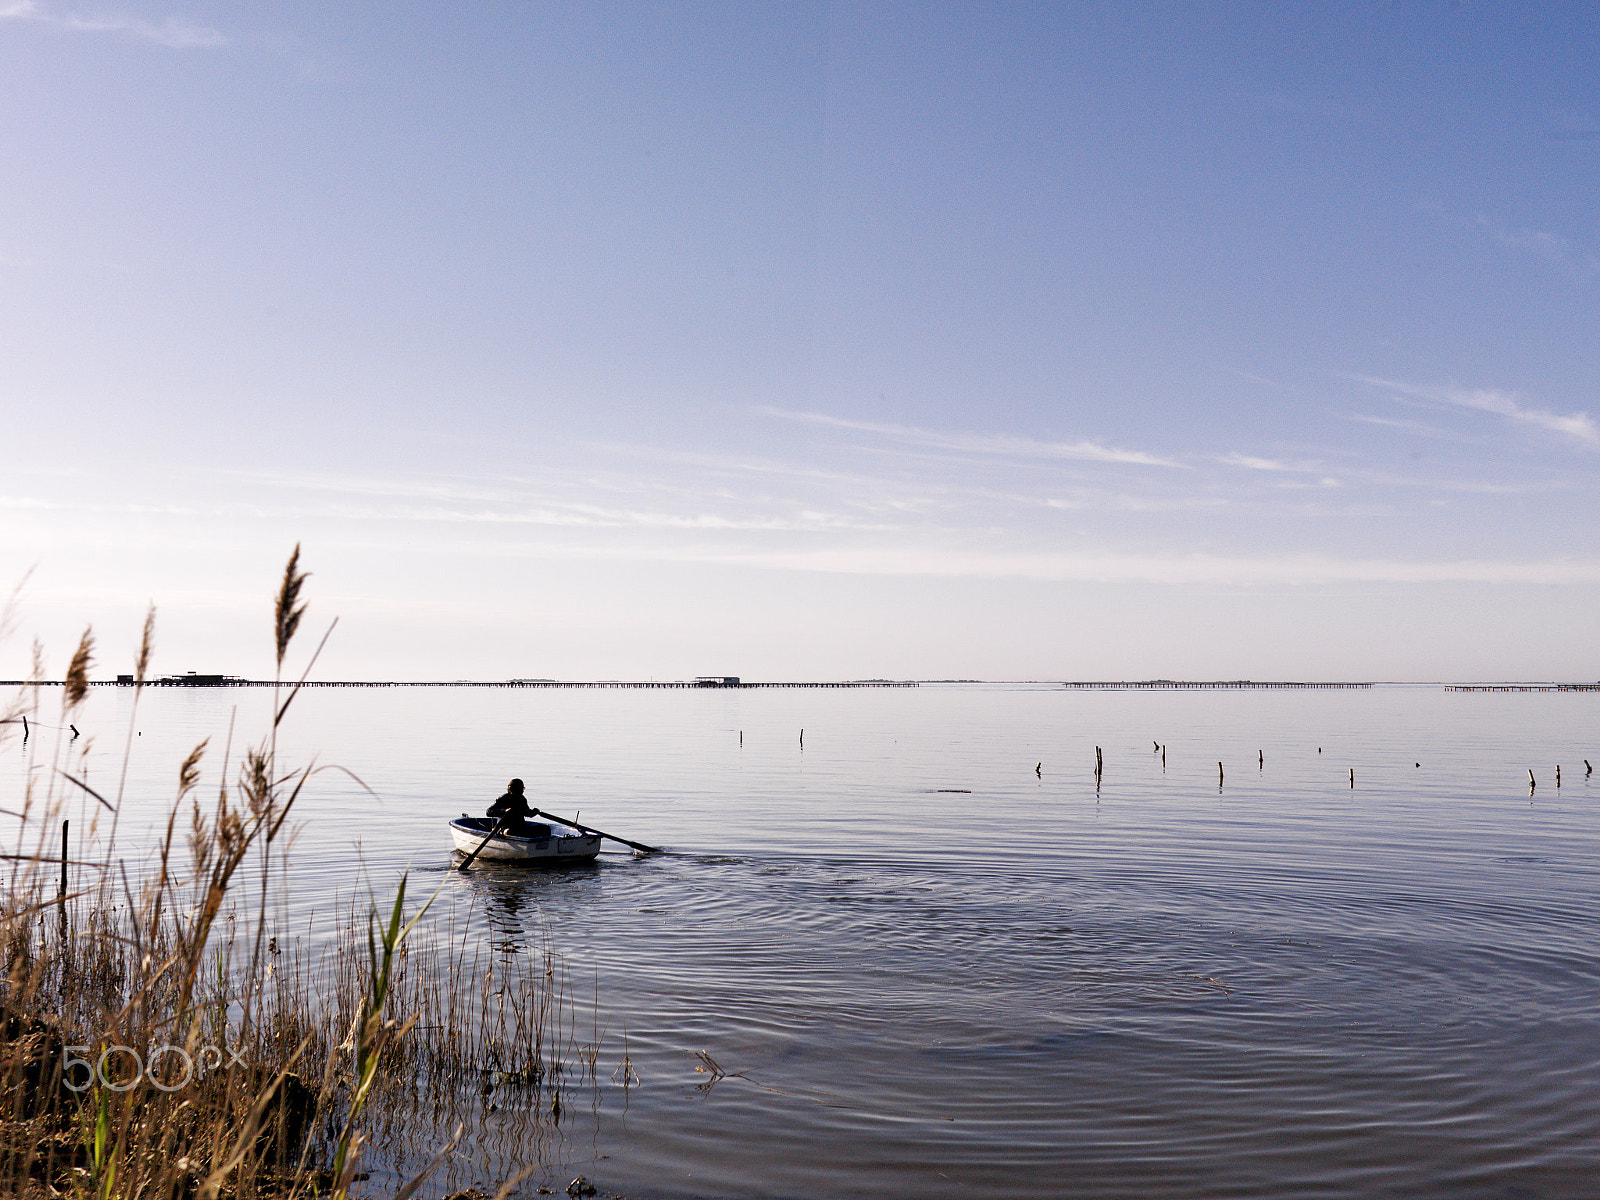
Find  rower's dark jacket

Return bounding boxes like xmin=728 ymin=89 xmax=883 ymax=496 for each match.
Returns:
xmin=487 ymin=789 xmax=535 ymax=830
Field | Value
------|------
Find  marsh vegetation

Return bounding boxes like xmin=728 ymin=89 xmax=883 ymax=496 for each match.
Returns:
xmin=0 ymin=552 xmax=603 ymax=1198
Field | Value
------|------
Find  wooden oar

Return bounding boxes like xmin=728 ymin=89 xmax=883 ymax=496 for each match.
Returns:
xmin=457 ymin=818 xmax=507 ymax=872
xmin=530 ymin=808 xmax=658 ymax=855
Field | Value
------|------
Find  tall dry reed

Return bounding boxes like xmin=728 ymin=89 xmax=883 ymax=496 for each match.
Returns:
xmin=0 ymin=552 xmax=595 ymax=1199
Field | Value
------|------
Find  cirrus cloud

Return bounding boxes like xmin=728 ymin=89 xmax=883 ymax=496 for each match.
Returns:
xmin=0 ymin=2 xmax=226 ymax=47
xmin=760 ymin=408 xmax=1182 ymax=467
xmin=1350 ymin=374 xmax=1597 ymax=444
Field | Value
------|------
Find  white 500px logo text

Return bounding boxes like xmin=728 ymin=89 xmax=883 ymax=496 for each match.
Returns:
xmin=63 ymin=1044 xmax=246 ymax=1092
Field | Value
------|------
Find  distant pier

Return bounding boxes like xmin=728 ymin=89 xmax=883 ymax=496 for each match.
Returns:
xmin=1445 ymin=684 xmax=1600 ymax=692
xmin=1062 ymin=680 xmax=1372 ymax=690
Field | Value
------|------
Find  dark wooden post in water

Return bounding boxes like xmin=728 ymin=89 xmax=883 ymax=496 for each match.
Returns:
xmin=1258 ymin=750 xmax=1263 ymax=769
xmin=1218 ymin=762 xmax=1224 ymax=786
xmin=1349 ymin=768 xmax=1354 ymax=788
xmin=59 ymin=820 xmax=68 ymax=905
xmin=1556 ymin=765 xmax=1561 ymax=787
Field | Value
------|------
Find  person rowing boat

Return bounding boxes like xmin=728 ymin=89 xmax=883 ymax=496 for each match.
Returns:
xmin=452 ymin=779 xmax=601 ymax=866
xmin=486 ymin=778 xmax=576 ymax=838
xmin=486 ymin=778 xmax=535 ymax=835
xmin=450 ymin=785 xmax=657 ymax=864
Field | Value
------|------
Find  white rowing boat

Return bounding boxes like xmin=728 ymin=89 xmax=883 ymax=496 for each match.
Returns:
xmin=449 ymin=815 xmax=602 ymax=864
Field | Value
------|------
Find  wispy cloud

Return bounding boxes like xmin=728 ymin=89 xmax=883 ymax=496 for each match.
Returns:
xmin=1350 ymin=375 xmax=1597 ymax=444
xmin=1343 ymin=412 xmax=1464 ymax=441
xmin=218 ymin=467 xmax=530 ymax=507
xmin=1272 ymin=478 xmax=1342 ymax=491
xmin=1219 ymin=453 xmax=1340 ymax=490
xmin=197 ymin=466 xmax=901 ymax=534
xmin=1470 ymin=213 xmax=1600 ymax=282
xmin=1 ymin=2 xmax=226 ymax=47
xmin=1034 ymin=491 xmax=1228 ymax=513
xmin=477 ymin=538 xmax=1600 ymax=588
xmin=1222 ymin=452 xmax=1292 ymax=472
xmin=1424 ymin=204 xmax=1600 ymax=284
xmin=402 ymin=504 xmax=894 ymax=534
xmin=1 ymin=487 xmax=900 ymax=534
xmin=761 ymin=408 xmax=1183 ymax=467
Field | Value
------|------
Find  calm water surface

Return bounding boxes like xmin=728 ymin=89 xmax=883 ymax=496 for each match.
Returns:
xmin=9 ymin=683 xmax=1600 ymax=1198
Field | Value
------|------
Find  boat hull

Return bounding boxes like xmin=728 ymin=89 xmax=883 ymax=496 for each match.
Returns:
xmin=450 ymin=817 xmax=602 ymax=864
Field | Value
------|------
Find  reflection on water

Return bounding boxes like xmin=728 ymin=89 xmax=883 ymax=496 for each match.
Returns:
xmin=458 ymin=860 xmax=601 ymax=955
xmin=9 ymin=684 xmax=1600 ymax=1198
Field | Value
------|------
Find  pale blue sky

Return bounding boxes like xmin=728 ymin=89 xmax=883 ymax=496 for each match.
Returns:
xmin=2 ymin=2 xmax=1596 ymax=681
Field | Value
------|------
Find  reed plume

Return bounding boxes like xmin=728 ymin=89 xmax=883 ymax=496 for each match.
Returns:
xmin=63 ymin=626 xmax=94 ymax=709
xmin=274 ymin=545 xmax=308 ymax=672
xmin=135 ymin=604 xmax=155 ymax=687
